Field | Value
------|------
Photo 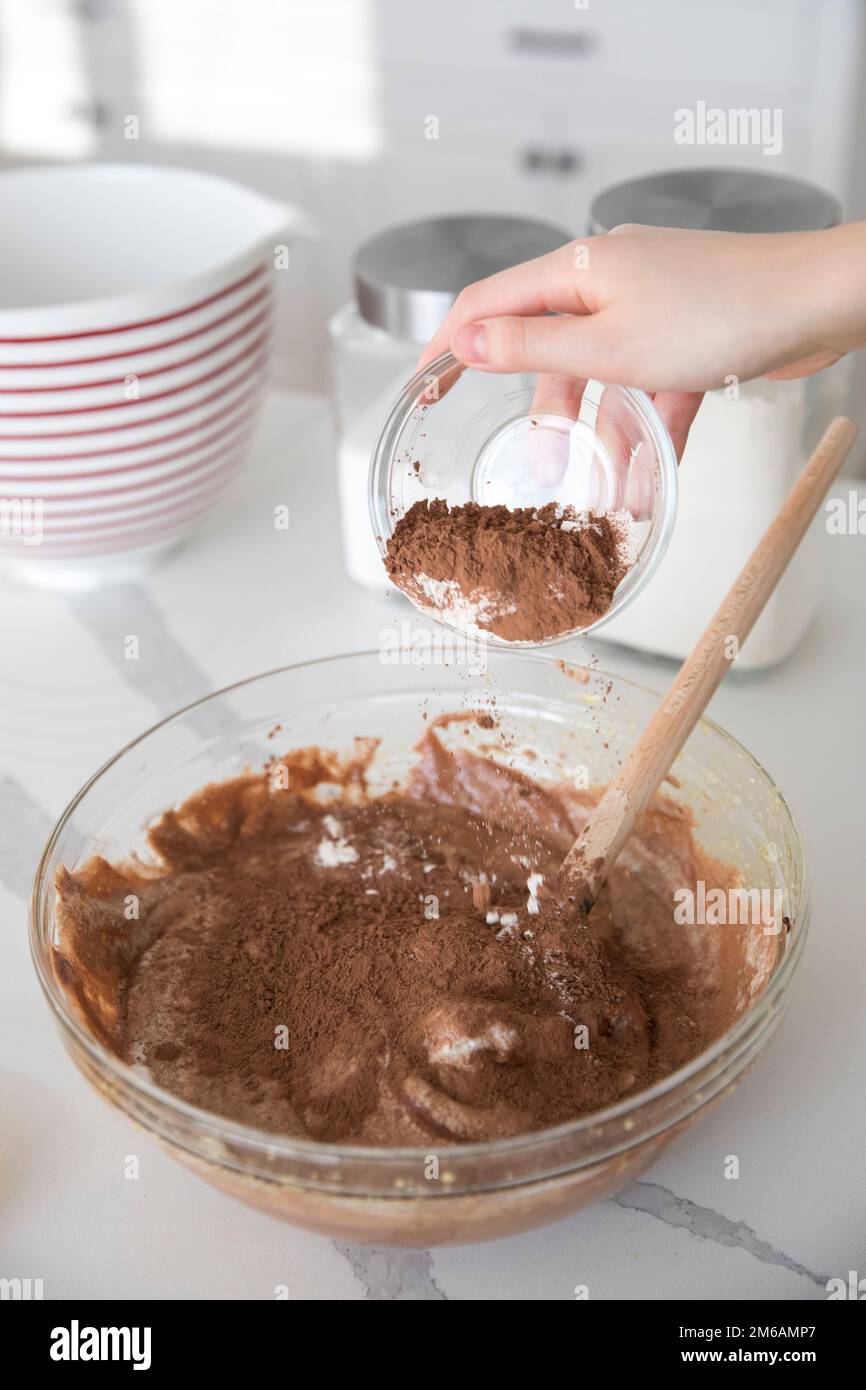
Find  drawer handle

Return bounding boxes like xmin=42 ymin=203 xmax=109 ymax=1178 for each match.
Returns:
xmin=521 ymin=147 xmax=584 ymax=175
xmin=508 ymin=28 xmax=598 ymax=59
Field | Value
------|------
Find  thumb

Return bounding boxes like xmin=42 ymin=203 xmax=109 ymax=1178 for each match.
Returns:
xmin=451 ymin=312 xmax=617 ymax=379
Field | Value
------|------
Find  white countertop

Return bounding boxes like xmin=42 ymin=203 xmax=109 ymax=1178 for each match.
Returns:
xmin=2 ymin=387 xmax=863 ymax=1301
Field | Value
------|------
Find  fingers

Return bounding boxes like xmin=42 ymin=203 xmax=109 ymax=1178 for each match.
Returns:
xmin=526 ymin=376 xmax=587 ymax=491
xmin=588 ymin=388 xmax=702 ymax=521
xmin=417 ymin=239 xmax=595 ymax=370
xmin=593 ymin=393 xmax=655 ymax=520
xmin=651 ymin=391 xmax=704 ymax=461
xmin=529 ymin=373 xmax=586 ymax=420
xmin=449 ymin=311 xmax=618 ymax=379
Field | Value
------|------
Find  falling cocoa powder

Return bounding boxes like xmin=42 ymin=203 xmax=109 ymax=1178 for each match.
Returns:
xmin=385 ymin=499 xmax=630 ymax=642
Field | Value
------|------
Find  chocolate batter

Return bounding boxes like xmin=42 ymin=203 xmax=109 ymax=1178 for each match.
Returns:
xmin=54 ymin=721 xmax=764 ymax=1146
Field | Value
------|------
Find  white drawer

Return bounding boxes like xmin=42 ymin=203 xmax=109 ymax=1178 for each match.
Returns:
xmin=377 ymin=111 xmax=818 ymax=229
xmin=375 ymin=0 xmax=814 ymax=88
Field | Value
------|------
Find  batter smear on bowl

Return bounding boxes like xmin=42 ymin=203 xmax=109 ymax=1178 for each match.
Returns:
xmin=53 ymin=719 xmax=779 ymax=1146
xmin=384 ymin=500 xmax=631 ymax=642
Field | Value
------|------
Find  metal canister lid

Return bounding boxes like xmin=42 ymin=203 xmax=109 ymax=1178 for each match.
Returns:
xmin=354 ymin=214 xmax=569 ymax=343
xmin=590 ymin=168 xmax=841 ymax=235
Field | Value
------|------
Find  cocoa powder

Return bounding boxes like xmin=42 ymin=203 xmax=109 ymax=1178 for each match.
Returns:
xmin=53 ymin=726 xmax=769 ymax=1147
xmin=385 ymin=500 xmax=629 ymax=641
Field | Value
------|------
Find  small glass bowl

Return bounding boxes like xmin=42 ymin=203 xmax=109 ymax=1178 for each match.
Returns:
xmin=369 ymin=352 xmax=679 ymax=646
xmin=30 ymin=652 xmax=806 ymax=1247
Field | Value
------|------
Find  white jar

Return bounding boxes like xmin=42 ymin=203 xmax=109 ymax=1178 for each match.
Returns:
xmin=599 ymin=374 xmax=847 ymax=668
xmin=589 ymin=168 xmax=847 ymax=670
xmin=329 ymin=215 xmax=568 ymax=590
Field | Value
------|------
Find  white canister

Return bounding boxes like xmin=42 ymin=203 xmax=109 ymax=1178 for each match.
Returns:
xmin=588 ymin=168 xmax=847 ymax=670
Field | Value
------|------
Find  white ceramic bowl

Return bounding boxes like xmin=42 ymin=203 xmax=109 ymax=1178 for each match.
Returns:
xmin=0 ymin=306 xmax=271 ymax=407
xmin=0 ymin=165 xmax=294 ymax=341
xmin=0 ymin=410 xmax=257 ymax=492
xmin=0 ymin=165 xmax=300 ymax=587
xmin=0 ymin=338 xmax=269 ymax=437
xmin=0 ymin=265 xmax=273 ymax=373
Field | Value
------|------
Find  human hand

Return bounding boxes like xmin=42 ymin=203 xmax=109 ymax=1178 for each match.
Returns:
xmin=420 ymin=222 xmax=861 ymax=463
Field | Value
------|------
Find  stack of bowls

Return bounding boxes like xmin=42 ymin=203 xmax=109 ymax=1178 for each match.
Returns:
xmin=0 ymin=165 xmax=297 ymax=589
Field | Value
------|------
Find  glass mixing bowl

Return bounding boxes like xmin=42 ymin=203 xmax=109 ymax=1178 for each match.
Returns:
xmin=30 ymin=652 xmax=806 ymax=1246
xmin=369 ymin=353 xmax=679 ymax=646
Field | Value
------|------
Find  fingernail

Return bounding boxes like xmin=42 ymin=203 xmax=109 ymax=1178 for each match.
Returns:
xmin=452 ymin=323 xmax=488 ymax=363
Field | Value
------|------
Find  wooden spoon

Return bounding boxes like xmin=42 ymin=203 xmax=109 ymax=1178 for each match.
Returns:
xmin=560 ymin=414 xmax=858 ymax=912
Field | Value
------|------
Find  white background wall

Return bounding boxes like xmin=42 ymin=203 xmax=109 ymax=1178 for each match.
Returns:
xmin=0 ymin=0 xmax=864 ymax=396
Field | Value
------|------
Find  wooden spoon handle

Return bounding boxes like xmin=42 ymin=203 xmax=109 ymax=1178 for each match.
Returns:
xmin=561 ymin=414 xmax=858 ymax=908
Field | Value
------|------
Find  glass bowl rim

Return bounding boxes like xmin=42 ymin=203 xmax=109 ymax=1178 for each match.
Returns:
xmin=29 ymin=648 xmax=808 ymax=1168
xmin=367 ymin=351 xmax=680 ymax=647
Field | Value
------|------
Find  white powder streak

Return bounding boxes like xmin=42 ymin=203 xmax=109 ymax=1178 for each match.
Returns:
xmin=314 ymin=815 xmax=358 ymax=867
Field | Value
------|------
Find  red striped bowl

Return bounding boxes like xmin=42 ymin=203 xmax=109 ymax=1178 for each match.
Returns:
xmin=0 ymin=165 xmax=300 ymax=587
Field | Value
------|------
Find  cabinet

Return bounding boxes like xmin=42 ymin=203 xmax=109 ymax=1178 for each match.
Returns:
xmin=0 ymin=0 xmax=862 ymax=387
